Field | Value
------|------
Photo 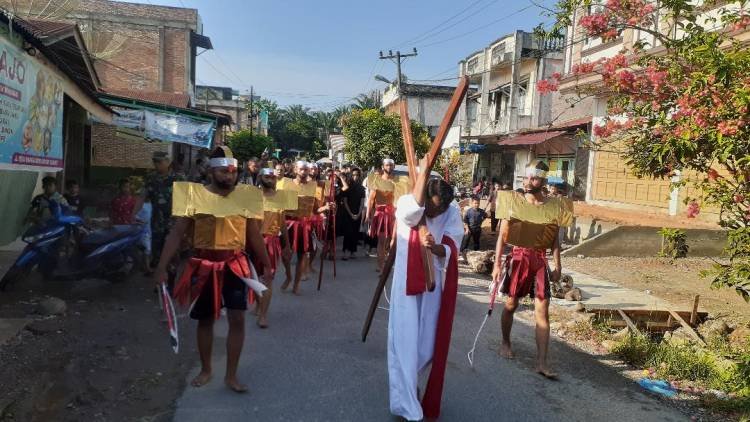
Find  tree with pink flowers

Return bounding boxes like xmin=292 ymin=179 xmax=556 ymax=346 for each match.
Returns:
xmin=537 ymin=0 xmax=750 ymax=300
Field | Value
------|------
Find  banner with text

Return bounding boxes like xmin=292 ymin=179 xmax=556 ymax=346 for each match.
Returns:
xmin=0 ymin=32 xmax=64 ymax=171
xmin=144 ymin=111 xmax=214 ymax=149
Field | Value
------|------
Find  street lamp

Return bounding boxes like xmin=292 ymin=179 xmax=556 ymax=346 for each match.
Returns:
xmin=374 ymin=74 xmax=392 ymax=84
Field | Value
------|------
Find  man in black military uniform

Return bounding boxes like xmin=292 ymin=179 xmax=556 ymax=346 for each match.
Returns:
xmin=144 ymin=151 xmax=185 ymax=265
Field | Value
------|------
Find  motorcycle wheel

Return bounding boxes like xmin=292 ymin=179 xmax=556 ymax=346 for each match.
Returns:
xmin=106 ymin=248 xmax=137 ymax=283
xmin=0 ymin=266 xmax=32 ymax=291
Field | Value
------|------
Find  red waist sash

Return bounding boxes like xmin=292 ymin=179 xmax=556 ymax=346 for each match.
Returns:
xmin=263 ymin=234 xmax=282 ymax=274
xmin=173 ymin=249 xmax=255 ymax=320
xmin=370 ymin=204 xmax=395 ymax=237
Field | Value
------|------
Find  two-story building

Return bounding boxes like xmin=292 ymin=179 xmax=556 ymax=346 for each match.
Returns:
xmin=3 ymin=0 xmax=230 ymax=184
xmin=555 ymin=2 xmax=731 ymax=216
xmin=459 ymin=30 xmax=577 ymax=190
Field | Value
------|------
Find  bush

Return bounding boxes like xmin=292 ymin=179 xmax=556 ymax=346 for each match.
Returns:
xmin=658 ymin=228 xmax=689 ymax=259
xmin=613 ymin=334 xmax=750 ymax=399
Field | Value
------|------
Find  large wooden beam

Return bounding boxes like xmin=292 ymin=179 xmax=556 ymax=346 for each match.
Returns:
xmin=399 ymin=99 xmax=417 ymax=185
xmin=426 ymin=76 xmax=469 ymax=170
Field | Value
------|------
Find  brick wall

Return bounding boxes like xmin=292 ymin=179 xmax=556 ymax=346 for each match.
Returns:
xmin=91 ymin=123 xmax=169 ymax=168
xmin=163 ymin=29 xmax=188 ymax=93
xmin=76 ymin=0 xmax=198 ymax=24
xmin=90 ymin=20 xmax=162 ymax=91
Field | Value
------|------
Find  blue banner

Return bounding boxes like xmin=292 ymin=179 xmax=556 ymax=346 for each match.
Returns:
xmin=0 ymin=31 xmax=64 ymax=171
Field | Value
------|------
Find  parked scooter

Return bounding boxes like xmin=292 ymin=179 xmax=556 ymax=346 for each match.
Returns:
xmin=0 ymin=201 xmax=145 ymax=290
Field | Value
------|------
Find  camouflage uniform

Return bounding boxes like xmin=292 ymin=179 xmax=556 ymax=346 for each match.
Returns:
xmin=145 ymin=172 xmax=184 ymax=262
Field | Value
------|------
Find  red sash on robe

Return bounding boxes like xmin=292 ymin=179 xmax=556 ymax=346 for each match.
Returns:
xmin=404 ymin=231 xmax=460 ymax=419
xmin=172 ymin=249 xmax=256 ymax=320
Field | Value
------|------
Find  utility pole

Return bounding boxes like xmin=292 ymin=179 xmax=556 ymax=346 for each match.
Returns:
xmin=379 ymin=48 xmax=418 ymax=94
xmin=249 ymin=85 xmax=254 ymax=134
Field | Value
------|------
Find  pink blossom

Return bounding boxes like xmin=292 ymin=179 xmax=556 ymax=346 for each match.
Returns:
xmin=686 ymin=200 xmax=700 ymax=218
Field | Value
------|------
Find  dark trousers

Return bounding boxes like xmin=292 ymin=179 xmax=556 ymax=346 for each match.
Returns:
xmin=490 ymin=211 xmax=499 ymax=232
xmin=342 ymin=215 xmax=361 ymax=253
xmin=461 ymin=227 xmax=482 ymax=251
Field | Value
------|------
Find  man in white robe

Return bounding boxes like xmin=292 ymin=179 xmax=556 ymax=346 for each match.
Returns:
xmin=387 ymin=177 xmax=464 ymax=421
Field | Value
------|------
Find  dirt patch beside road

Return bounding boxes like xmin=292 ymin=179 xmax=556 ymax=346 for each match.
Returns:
xmin=0 ymin=272 xmax=194 ymax=421
xmin=563 ymin=256 xmax=750 ymax=325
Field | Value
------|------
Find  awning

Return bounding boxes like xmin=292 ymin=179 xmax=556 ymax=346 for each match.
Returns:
xmin=192 ymin=32 xmax=213 ymax=50
xmin=501 ymin=130 xmax=567 ymax=145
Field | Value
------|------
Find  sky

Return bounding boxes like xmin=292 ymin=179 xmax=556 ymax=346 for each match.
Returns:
xmin=121 ymin=0 xmax=553 ymax=111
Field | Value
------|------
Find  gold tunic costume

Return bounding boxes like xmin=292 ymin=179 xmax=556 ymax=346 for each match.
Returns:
xmin=261 ymin=189 xmax=297 ymax=236
xmin=367 ymin=174 xmax=411 ymax=237
xmin=495 ymin=191 xmax=573 ymax=250
xmin=172 ymin=182 xmax=263 ymax=250
xmin=276 ymin=177 xmax=319 ymax=252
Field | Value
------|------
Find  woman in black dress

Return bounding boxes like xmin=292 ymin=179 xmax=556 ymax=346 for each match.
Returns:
xmin=341 ymin=168 xmax=366 ymax=260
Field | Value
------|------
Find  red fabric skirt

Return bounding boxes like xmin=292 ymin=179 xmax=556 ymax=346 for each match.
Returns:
xmin=263 ymin=234 xmax=282 ymax=274
xmin=369 ymin=204 xmax=395 ymax=237
xmin=286 ymin=217 xmax=313 ymax=253
xmin=173 ymin=249 xmax=257 ymax=320
xmin=310 ymin=214 xmax=324 ymax=239
xmin=501 ymin=246 xmax=550 ymax=300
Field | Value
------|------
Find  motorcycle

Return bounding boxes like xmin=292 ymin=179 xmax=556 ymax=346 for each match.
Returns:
xmin=0 ymin=201 xmax=145 ymax=290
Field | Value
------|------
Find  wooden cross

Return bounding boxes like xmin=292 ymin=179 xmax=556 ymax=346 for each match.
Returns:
xmin=361 ymin=76 xmax=469 ymax=342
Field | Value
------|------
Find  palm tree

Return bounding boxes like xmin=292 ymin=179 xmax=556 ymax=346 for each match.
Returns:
xmin=284 ymin=104 xmax=312 ymax=123
xmin=352 ymin=91 xmax=382 ymax=110
xmin=313 ymin=111 xmax=339 ymax=134
xmin=332 ymin=105 xmax=352 ymax=127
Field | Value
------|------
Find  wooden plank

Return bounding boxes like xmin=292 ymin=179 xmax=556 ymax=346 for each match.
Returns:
xmin=668 ymin=310 xmax=706 ymax=346
xmin=608 ymin=321 xmax=676 ymax=331
xmin=426 ymin=76 xmax=469 ymax=170
xmin=588 ymin=308 xmax=708 ymax=319
xmin=399 ymin=99 xmax=417 ymax=185
xmin=690 ymin=295 xmax=700 ymax=325
xmin=617 ymin=309 xmax=642 ymax=336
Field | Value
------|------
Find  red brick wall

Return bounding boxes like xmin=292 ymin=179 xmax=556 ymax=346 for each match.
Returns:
xmin=91 ymin=123 xmax=169 ymax=169
xmin=90 ymin=21 xmax=163 ymax=91
xmin=163 ymin=29 xmax=188 ymax=93
xmin=77 ymin=0 xmax=198 ymax=23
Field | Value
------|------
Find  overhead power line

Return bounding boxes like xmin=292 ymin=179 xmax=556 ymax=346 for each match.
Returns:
xmin=416 ymin=4 xmax=535 ymax=49
xmin=391 ymin=0 xmax=488 ymax=49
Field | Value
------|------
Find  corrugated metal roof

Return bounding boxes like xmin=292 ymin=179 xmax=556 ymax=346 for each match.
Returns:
xmin=501 ymin=130 xmax=567 ymax=145
xmin=20 ymin=19 xmax=78 ymax=40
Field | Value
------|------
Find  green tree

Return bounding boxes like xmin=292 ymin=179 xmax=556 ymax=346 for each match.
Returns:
xmin=436 ymin=149 xmax=473 ymax=189
xmin=538 ymin=0 xmax=750 ymax=300
xmin=226 ymin=130 xmax=273 ymax=163
xmin=342 ymin=108 xmax=430 ymax=170
xmin=352 ymin=91 xmax=382 ymax=110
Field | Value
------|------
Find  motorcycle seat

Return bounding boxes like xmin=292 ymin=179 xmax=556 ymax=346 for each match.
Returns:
xmin=81 ymin=225 xmax=142 ymax=248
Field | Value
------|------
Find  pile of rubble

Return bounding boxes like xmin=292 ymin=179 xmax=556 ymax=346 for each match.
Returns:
xmin=463 ymin=250 xmax=582 ymax=302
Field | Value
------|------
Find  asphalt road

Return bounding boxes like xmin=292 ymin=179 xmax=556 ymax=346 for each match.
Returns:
xmin=172 ymin=253 xmax=685 ymax=422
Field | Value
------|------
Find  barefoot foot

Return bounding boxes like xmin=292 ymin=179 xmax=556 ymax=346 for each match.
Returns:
xmin=280 ymin=279 xmax=291 ymax=291
xmin=500 ymin=343 xmax=515 ymax=359
xmin=191 ymin=371 xmax=212 ymax=387
xmin=225 ymin=377 xmax=248 ymax=393
xmin=536 ymin=366 xmax=558 ymax=380
xmin=257 ymin=315 xmax=269 ymax=329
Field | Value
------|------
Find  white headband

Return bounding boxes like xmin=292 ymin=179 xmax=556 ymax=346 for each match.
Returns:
xmin=209 ymin=157 xmax=238 ymax=169
xmin=260 ymin=168 xmax=275 ymax=176
xmin=383 ymin=158 xmax=395 ymax=165
xmin=296 ymin=160 xmax=307 ymax=168
xmin=525 ymin=167 xmax=548 ymax=178
xmin=306 ymin=162 xmax=317 ymax=169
